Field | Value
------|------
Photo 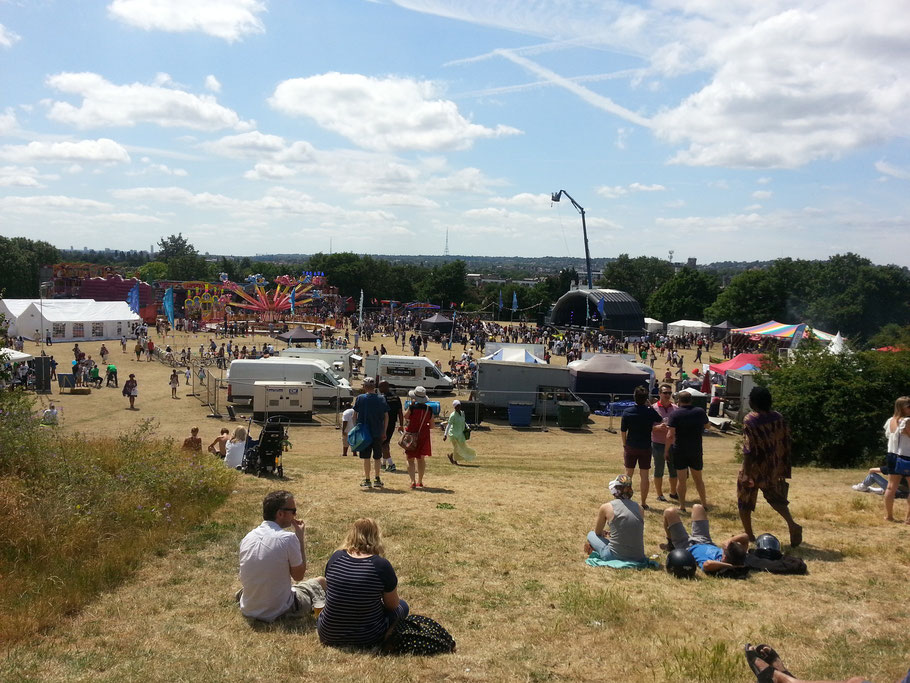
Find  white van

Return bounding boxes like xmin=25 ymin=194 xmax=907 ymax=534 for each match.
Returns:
xmin=363 ymin=355 xmax=453 ymax=394
xmin=279 ymin=348 xmax=355 ymax=380
xmin=227 ymin=358 xmax=354 ymax=407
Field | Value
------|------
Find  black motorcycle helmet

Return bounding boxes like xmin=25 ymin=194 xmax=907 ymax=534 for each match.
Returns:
xmin=755 ymin=533 xmax=783 ymax=560
xmin=666 ymin=548 xmax=697 ymax=578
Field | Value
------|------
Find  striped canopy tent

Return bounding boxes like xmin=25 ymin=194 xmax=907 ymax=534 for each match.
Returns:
xmin=731 ymin=320 xmax=835 ymax=342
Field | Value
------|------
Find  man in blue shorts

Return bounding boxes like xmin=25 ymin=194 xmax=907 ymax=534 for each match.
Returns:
xmin=663 ymin=503 xmax=748 ymax=574
xmin=353 ymin=377 xmax=389 ymax=489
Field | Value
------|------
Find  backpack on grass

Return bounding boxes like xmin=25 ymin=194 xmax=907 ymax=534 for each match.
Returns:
xmin=384 ymin=615 xmax=456 ymax=656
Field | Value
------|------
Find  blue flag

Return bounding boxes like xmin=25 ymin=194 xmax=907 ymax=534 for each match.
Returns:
xmin=290 ymin=286 xmax=295 ymax=315
xmin=499 ymin=289 xmax=503 ymax=310
xmin=126 ymin=282 xmax=140 ymax=314
xmin=597 ymin=298 xmax=605 ymax=317
xmin=512 ymin=291 xmax=518 ymax=312
xmin=163 ymin=287 xmax=175 ymax=327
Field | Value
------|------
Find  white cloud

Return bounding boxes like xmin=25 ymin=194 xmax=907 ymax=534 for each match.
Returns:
xmin=489 ymin=193 xmax=552 ymax=209
xmin=596 ymin=182 xmax=665 ymax=198
xmin=107 ymin=0 xmax=266 ymax=42
xmin=353 ymin=193 xmax=440 ymax=209
xmin=205 ymin=75 xmax=222 ymax=93
xmin=0 ymin=166 xmax=54 ymax=188
xmin=0 ymin=23 xmax=21 ymax=49
xmin=664 ymin=199 xmax=686 ymax=208
xmin=0 ymin=138 xmax=130 ymax=163
xmin=202 ymin=130 xmax=291 ymax=158
xmin=875 ymin=160 xmax=910 ymax=181
xmin=757 ymin=176 xmax=772 ymax=184
xmin=128 ymin=162 xmax=188 ymax=177
xmin=744 ymin=203 xmax=763 ymax=211
xmin=0 ymin=108 xmax=18 ymax=134
xmin=269 ymin=72 xmax=521 ymax=152
xmin=243 ymin=162 xmax=296 ymax=180
xmin=752 ymin=190 xmax=772 ymax=199
xmin=45 ymin=72 xmax=252 ymax=131
xmin=0 ymin=195 xmax=113 ymax=212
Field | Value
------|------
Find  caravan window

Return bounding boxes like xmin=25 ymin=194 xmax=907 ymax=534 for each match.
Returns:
xmin=92 ymin=322 xmax=104 ymax=337
xmin=72 ymin=323 xmax=84 ymax=338
xmin=52 ymin=323 xmax=66 ymax=339
xmin=387 ymin=366 xmax=417 ymax=378
xmin=314 ymin=372 xmax=337 ymax=387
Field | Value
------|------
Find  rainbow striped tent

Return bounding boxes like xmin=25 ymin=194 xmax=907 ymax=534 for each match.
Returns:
xmin=731 ymin=320 xmax=835 ymax=342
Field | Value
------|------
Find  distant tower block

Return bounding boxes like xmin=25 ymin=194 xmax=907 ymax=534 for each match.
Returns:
xmin=443 ymin=228 xmax=450 ymax=258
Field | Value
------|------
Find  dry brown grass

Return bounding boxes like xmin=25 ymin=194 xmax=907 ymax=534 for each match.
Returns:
xmin=2 ymin=330 xmax=908 ymax=682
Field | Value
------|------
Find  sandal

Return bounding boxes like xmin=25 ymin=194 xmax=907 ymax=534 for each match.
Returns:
xmin=744 ymin=644 xmax=775 ymax=682
xmin=755 ymin=644 xmax=793 ymax=677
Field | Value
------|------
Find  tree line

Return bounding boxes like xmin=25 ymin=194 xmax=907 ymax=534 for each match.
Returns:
xmin=3 ymin=234 xmax=908 ymax=343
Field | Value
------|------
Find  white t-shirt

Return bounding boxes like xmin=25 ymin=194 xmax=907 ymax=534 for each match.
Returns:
xmin=239 ymin=521 xmax=303 ymax=622
xmin=225 ymin=440 xmax=245 ymax=468
xmin=885 ymin=417 xmax=909 ymax=456
xmin=342 ymin=408 xmax=355 ymax=430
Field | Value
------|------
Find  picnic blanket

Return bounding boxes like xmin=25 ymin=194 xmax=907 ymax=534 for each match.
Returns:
xmin=585 ymin=553 xmax=659 ymax=570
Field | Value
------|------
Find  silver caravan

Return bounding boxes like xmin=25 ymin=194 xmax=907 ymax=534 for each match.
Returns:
xmin=279 ymin=347 xmax=355 ymax=380
xmin=476 ymin=360 xmax=589 ymax=416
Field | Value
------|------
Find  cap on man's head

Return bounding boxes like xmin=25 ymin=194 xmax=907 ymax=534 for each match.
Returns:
xmin=362 ymin=376 xmax=376 ymax=386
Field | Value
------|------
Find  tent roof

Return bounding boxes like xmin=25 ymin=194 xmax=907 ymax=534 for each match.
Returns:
xmin=668 ymin=319 xmax=712 ymax=328
xmin=708 ymin=353 xmax=767 ymax=374
xmin=23 ymin=300 xmax=139 ymax=322
xmin=481 ymin=348 xmax=545 ymax=364
xmin=713 ymin=320 xmax=735 ymax=329
xmin=0 ymin=299 xmax=46 ymax=318
xmin=276 ymin=325 xmax=318 ymax=341
xmin=1 ymin=347 xmax=32 ymax=362
xmin=422 ymin=313 xmax=453 ymax=324
xmin=569 ymin=354 xmax=650 ymax=377
xmin=643 ymin=317 xmax=663 ymax=325
xmin=731 ymin=320 xmax=835 ymax=341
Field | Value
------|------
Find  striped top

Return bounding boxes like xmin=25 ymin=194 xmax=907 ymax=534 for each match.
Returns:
xmin=317 ymin=550 xmax=397 ymax=647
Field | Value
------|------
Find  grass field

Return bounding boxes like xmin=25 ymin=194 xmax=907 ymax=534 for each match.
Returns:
xmin=2 ymin=330 xmax=908 ymax=682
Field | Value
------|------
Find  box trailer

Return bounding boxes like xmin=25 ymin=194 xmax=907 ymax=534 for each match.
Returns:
xmin=252 ymin=381 xmax=315 ymax=422
xmin=722 ymin=369 xmax=757 ymax=422
xmin=475 ymin=360 xmax=590 ymax=417
xmin=278 ymin=348 xmax=355 ymax=381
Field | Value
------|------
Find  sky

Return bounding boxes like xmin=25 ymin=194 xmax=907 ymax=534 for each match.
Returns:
xmin=2 ymin=0 xmax=910 ymax=267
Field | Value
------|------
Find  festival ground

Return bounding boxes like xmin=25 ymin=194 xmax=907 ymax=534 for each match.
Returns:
xmin=6 ymin=330 xmax=908 ymax=683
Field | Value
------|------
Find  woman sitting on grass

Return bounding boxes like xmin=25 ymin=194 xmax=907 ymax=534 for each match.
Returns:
xmin=224 ymin=427 xmax=247 ymax=469
xmin=317 ymin=518 xmax=408 ymax=649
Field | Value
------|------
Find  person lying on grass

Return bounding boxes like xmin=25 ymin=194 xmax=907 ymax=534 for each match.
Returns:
xmin=744 ymin=643 xmax=904 ymax=683
xmin=584 ymin=474 xmax=647 ymax=563
xmin=662 ymin=504 xmax=748 ymax=574
xmin=237 ymin=490 xmax=326 ymax=623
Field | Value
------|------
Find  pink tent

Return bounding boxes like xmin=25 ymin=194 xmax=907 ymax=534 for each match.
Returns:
xmin=709 ymin=353 xmax=767 ymax=374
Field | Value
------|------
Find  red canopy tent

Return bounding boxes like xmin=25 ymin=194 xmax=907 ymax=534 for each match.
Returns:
xmin=709 ymin=353 xmax=767 ymax=374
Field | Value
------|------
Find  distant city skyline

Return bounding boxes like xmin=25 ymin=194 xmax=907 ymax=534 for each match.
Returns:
xmin=2 ymin=1 xmax=909 ymax=267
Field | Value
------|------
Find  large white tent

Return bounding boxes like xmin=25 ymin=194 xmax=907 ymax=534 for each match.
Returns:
xmin=667 ymin=319 xmax=712 ymax=336
xmin=0 ymin=299 xmax=43 ymax=337
xmin=19 ymin=300 xmax=140 ymax=342
xmin=482 ymin=347 xmax=546 ymax=363
xmin=643 ymin=317 xmax=664 ymax=333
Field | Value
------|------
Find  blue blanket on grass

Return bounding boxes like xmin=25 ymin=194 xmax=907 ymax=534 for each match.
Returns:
xmin=585 ymin=552 xmax=660 ymax=570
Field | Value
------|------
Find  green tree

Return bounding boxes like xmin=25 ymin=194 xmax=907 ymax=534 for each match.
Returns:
xmin=868 ymin=323 xmax=910 ymax=351
xmin=597 ymin=254 xmax=674 ymax=306
xmin=646 ymin=267 xmax=719 ymax=322
xmin=417 ymin=260 xmax=467 ymax=307
xmin=167 ymin=255 xmax=211 ymax=281
xmin=156 ymin=233 xmax=196 ymax=262
xmin=760 ymin=348 xmax=910 ymax=467
xmin=704 ymin=268 xmax=788 ymax=325
xmin=0 ymin=236 xmax=60 ymax=297
xmin=137 ymin=261 xmax=168 ymax=283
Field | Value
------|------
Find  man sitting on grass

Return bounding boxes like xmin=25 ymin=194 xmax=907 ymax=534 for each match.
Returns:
xmin=584 ymin=474 xmax=647 ymax=563
xmin=237 ymin=490 xmax=326 ymax=623
xmin=663 ymin=504 xmax=748 ymax=574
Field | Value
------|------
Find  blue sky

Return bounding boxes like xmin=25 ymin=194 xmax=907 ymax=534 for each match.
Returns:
xmin=2 ymin=0 xmax=909 ymax=266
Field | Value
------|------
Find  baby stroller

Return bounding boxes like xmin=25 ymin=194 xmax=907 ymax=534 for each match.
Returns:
xmin=241 ymin=417 xmax=286 ymax=478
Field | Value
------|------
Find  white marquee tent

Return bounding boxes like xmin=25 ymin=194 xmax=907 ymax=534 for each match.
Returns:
xmin=643 ymin=317 xmax=664 ymax=333
xmin=0 ymin=299 xmax=43 ymax=337
xmin=667 ymin=319 xmax=712 ymax=336
xmin=19 ymin=300 xmax=140 ymax=342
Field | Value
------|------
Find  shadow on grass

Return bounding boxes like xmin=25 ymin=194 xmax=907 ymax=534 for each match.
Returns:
xmin=791 ymin=545 xmax=844 ymax=562
xmin=362 ymin=487 xmax=409 ymax=495
xmin=245 ymin=616 xmax=318 ymax=634
xmin=416 ymin=486 xmax=455 ymax=494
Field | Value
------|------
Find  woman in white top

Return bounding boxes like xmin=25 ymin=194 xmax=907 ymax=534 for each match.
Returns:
xmin=883 ymin=396 xmax=910 ymax=523
xmin=225 ymin=427 xmax=247 ymax=469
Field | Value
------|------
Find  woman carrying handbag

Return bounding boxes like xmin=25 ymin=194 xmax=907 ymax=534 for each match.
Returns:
xmin=401 ymin=386 xmax=433 ymax=489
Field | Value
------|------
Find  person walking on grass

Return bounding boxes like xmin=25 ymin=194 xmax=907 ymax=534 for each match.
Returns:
xmin=169 ymin=369 xmax=180 ymax=399
xmin=122 ymin=373 xmax=138 ymax=409
xmin=666 ymin=391 xmax=711 ymax=512
xmin=620 ymin=385 xmax=662 ymax=510
xmin=403 ymin=386 xmax=433 ymax=489
xmin=353 ymin=377 xmax=388 ymax=489
xmin=237 ymin=490 xmax=326 ymax=623
xmin=651 ymin=384 xmax=678 ymax=502
xmin=379 ymin=381 xmax=403 ymax=473
xmin=443 ymin=399 xmax=476 ymax=465
xmin=883 ymin=396 xmax=910 ymax=524
xmin=738 ymin=386 xmax=803 ymax=547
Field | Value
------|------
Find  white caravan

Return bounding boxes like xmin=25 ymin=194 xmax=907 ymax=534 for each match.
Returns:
xmin=362 ymin=355 xmax=453 ymax=393
xmin=227 ymin=357 xmax=354 ymax=407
